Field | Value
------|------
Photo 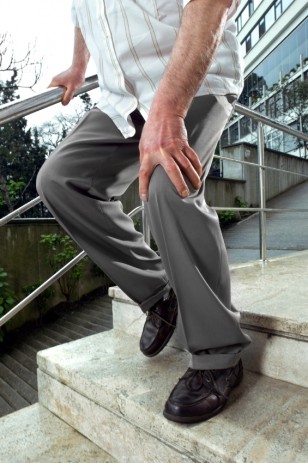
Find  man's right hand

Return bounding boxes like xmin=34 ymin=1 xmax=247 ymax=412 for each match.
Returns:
xmin=48 ymin=67 xmax=85 ymax=106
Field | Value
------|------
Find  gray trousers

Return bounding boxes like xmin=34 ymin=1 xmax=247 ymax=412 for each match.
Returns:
xmin=36 ymin=95 xmax=251 ymax=370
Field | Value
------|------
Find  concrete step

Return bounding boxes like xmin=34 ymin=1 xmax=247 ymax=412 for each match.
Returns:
xmin=0 ymin=403 xmax=116 ymax=463
xmin=37 ymin=329 xmax=308 ymax=463
xmin=109 ymin=250 xmax=308 ymax=388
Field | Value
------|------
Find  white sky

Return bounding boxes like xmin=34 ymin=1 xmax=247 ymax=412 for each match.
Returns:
xmin=0 ymin=0 xmax=98 ymax=127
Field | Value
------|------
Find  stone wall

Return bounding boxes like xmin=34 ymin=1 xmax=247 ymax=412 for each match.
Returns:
xmin=0 ymin=220 xmax=108 ymax=331
xmin=221 ymin=143 xmax=308 ymax=206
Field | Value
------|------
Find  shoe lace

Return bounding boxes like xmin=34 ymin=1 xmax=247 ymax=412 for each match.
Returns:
xmin=147 ymin=310 xmax=176 ymax=329
xmin=183 ymin=369 xmax=215 ymax=392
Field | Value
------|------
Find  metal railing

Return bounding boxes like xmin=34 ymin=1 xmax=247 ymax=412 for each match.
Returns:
xmin=1 ymin=74 xmax=308 ymax=329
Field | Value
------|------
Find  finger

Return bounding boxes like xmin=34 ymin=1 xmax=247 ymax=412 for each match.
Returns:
xmin=61 ymin=87 xmax=75 ymax=106
xmin=162 ymin=158 xmax=190 ymax=197
xmin=139 ymin=158 xmax=154 ymax=202
xmin=174 ymin=150 xmax=202 ymax=190
xmin=47 ymin=79 xmax=57 ymax=89
xmin=183 ymin=145 xmax=203 ymax=177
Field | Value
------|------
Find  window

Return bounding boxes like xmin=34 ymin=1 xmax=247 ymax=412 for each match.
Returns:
xmin=242 ymin=4 xmax=250 ymax=26
xmin=235 ymin=0 xmax=254 ymax=33
xmin=245 ymin=35 xmax=251 ymax=53
xmin=241 ymin=1 xmax=297 ymax=56
xmin=275 ymin=0 xmax=282 ymax=18
xmin=253 ymin=0 xmax=263 ymax=11
xmin=265 ymin=6 xmax=275 ymax=30
xmin=251 ymin=25 xmax=259 ymax=47
xmin=282 ymin=0 xmax=293 ymax=10
xmin=230 ymin=122 xmax=239 ymax=144
xmin=239 ymin=20 xmax=308 ymax=108
xmin=259 ymin=17 xmax=265 ymax=37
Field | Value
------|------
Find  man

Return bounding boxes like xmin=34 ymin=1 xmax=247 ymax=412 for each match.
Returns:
xmin=37 ymin=0 xmax=251 ymax=424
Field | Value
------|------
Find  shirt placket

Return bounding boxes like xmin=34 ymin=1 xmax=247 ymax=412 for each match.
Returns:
xmin=99 ymin=2 xmax=137 ymax=124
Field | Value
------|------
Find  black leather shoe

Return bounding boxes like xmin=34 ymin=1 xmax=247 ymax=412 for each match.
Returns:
xmin=139 ymin=289 xmax=177 ymax=357
xmin=163 ymin=359 xmax=243 ymax=423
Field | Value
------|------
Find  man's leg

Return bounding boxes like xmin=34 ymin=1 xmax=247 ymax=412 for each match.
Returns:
xmin=144 ymin=95 xmax=251 ymax=423
xmin=36 ymin=108 xmax=170 ymax=311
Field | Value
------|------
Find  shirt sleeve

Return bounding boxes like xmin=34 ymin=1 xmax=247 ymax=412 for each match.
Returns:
xmin=71 ymin=0 xmax=79 ymax=27
xmin=183 ymin=0 xmax=240 ymax=19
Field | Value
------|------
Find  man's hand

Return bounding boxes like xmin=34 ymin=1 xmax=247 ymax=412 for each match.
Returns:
xmin=48 ymin=67 xmax=85 ymax=106
xmin=48 ymin=27 xmax=90 ymax=106
xmin=139 ymin=110 xmax=202 ymax=202
xmin=138 ymin=0 xmax=230 ymax=201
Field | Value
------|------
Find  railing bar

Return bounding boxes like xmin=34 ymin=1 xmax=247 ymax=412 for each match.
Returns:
xmin=0 ymin=251 xmax=86 ymax=328
xmin=127 ymin=205 xmax=143 ymax=218
xmin=0 ymin=75 xmax=307 ymax=142
xmin=234 ymin=103 xmax=308 ymax=142
xmin=214 ymin=207 xmax=308 ymax=212
xmin=0 ymin=196 xmax=42 ymax=227
xmin=2 ymin=156 xmax=307 ymax=230
xmin=0 ymin=75 xmax=99 ymax=126
xmin=257 ymin=122 xmax=267 ymax=261
xmin=215 ymin=154 xmax=308 ymax=178
xmin=0 ymin=205 xmax=145 ymax=328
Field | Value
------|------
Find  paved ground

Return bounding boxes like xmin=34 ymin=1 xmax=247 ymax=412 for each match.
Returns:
xmin=223 ymin=180 xmax=308 ymax=264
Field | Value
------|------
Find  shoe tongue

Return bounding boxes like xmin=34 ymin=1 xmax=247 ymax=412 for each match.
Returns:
xmin=186 ymin=369 xmax=212 ymax=391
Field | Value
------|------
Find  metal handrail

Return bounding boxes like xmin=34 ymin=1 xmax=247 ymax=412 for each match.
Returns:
xmin=1 ymin=74 xmax=307 ymax=143
xmin=233 ymin=103 xmax=308 ymax=142
xmin=1 ymin=74 xmax=308 ymax=327
xmin=0 ymin=197 xmax=42 ymax=227
xmin=0 ymin=75 xmax=99 ymax=125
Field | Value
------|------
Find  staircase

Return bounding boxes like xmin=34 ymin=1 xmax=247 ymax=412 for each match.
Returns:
xmin=1 ymin=251 xmax=308 ymax=462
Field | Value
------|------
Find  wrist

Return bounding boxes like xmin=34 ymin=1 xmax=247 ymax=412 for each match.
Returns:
xmin=150 ymin=96 xmax=188 ymax=120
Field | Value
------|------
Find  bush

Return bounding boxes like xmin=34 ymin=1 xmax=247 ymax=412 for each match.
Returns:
xmin=0 ymin=267 xmax=16 ymax=342
xmin=39 ymin=233 xmax=86 ymax=302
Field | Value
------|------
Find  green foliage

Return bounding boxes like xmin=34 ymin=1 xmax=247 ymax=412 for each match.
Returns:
xmin=39 ymin=233 xmax=86 ymax=302
xmin=22 ymin=283 xmax=55 ymax=319
xmin=0 ymin=178 xmax=26 ymax=206
xmin=217 ymin=210 xmax=237 ymax=227
xmin=218 ymin=196 xmax=251 ymax=227
xmin=0 ymin=70 xmax=48 ymax=217
xmin=0 ymin=267 xmax=16 ymax=342
xmin=234 ymin=196 xmax=248 ymax=209
xmin=234 ymin=195 xmax=252 ymax=219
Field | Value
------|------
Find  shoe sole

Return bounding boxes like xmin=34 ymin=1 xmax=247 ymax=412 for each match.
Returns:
xmin=163 ymin=364 xmax=244 ymax=424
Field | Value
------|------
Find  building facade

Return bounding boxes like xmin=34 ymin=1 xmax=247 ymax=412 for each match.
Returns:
xmin=222 ymin=0 xmax=308 ymax=157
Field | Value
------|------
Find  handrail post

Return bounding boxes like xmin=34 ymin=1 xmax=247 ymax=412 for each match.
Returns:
xmin=257 ymin=122 xmax=267 ymax=262
xmin=142 ymin=202 xmax=151 ymax=246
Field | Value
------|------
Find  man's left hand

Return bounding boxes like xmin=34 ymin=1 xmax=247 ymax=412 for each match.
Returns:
xmin=139 ymin=111 xmax=202 ymax=202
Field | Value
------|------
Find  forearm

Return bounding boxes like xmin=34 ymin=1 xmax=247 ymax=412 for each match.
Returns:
xmin=150 ymin=0 xmax=231 ymax=117
xmin=71 ymin=27 xmax=90 ymax=75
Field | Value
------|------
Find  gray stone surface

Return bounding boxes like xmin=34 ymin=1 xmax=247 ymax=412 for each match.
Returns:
xmin=223 ymin=180 xmax=308 ymax=264
xmin=37 ymin=329 xmax=308 ymax=463
xmin=0 ymin=403 xmax=116 ymax=462
xmin=109 ymin=248 xmax=308 ymax=388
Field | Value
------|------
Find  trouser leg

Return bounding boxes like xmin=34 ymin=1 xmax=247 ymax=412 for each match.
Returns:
xmin=36 ymin=108 xmax=170 ymax=310
xmin=145 ymin=95 xmax=251 ymax=369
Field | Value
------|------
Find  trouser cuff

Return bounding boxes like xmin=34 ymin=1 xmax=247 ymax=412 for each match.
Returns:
xmin=189 ymin=352 xmax=242 ymax=370
xmin=139 ymin=281 xmax=171 ymax=312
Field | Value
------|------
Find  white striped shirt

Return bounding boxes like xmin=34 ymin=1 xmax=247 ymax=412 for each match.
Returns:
xmin=71 ymin=0 xmax=243 ymax=138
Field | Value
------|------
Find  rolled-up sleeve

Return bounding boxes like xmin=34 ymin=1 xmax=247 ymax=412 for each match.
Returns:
xmin=71 ymin=0 xmax=79 ymax=27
